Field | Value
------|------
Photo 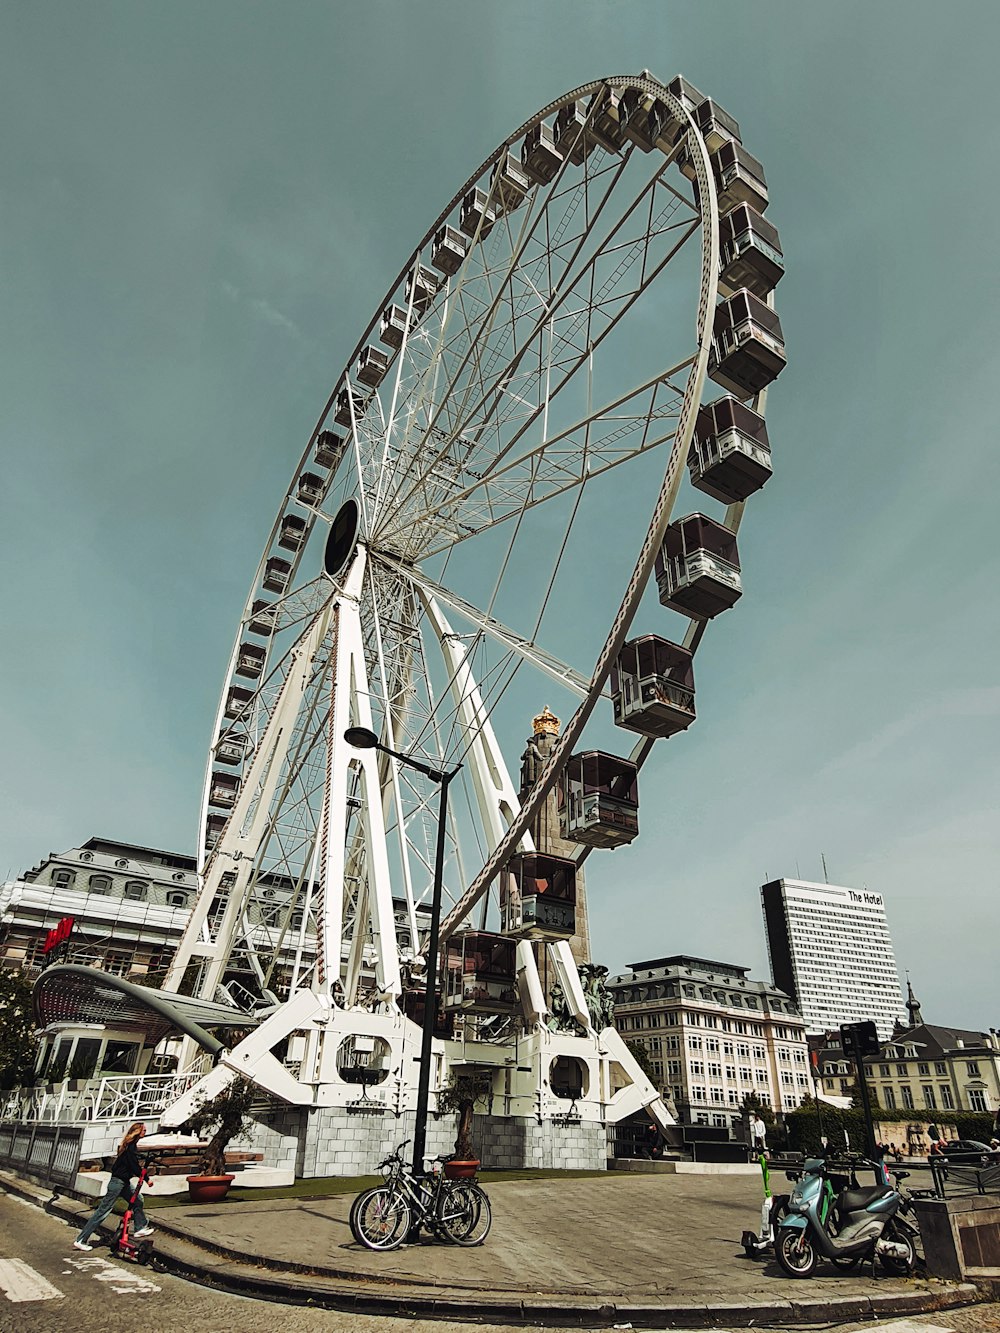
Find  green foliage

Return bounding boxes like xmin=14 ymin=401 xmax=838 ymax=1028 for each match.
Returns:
xmin=785 ymin=1104 xmax=995 ymax=1156
xmin=436 ymin=1067 xmax=493 ymax=1159
xmin=0 ymin=970 xmax=38 ymax=1090
xmin=624 ymin=1039 xmax=656 ymax=1081
xmin=740 ymin=1091 xmax=776 ymax=1129
xmin=180 ymin=1079 xmax=255 ymax=1176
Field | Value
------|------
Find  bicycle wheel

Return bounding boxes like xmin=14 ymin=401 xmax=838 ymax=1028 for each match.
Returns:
xmin=353 ymin=1185 xmax=411 ymax=1251
xmin=437 ymin=1182 xmax=492 ymax=1246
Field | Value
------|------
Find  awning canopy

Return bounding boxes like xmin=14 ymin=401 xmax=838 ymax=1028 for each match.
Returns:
xmin=33 ymin=964 xmax=258 ymax=1055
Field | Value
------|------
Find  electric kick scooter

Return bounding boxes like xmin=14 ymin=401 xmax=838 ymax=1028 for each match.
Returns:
xmin=109 ymin=1154 xmax=155 ymax=1266
xmin=742 ymin=1153 xmax=790 ymax=1256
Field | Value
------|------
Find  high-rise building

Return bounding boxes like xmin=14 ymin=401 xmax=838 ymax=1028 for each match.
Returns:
xmin=761 ymin=878 xmax=907 ymax=1039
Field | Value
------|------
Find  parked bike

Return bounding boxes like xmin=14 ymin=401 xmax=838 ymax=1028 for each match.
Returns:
xmin=350 ymin=1141 xmax=492 ymax=1251
xmin=776 ymin=1153 xmax=918 ymax=1279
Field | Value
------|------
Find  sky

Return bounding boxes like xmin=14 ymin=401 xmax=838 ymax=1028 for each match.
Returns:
xmin=2 ymin=2 xmax=998 ymax=1029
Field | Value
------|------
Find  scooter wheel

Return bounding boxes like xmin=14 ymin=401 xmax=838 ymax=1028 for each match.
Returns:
xmin=777 ymin=1229 xmax=818 ymax=1278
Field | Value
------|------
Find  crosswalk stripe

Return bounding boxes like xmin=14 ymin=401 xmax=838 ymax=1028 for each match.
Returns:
xmin=0 ymin=1258 xmax=64 ymax=1302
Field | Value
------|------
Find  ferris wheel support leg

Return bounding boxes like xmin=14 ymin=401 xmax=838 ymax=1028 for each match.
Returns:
xmin=598 ymin=1024 xmax=676 ymax=1129
xmin=323 ymin=549 xmax=401 ymax=1003
xmin=424 ymin=596 xmax=535 ymax=857
xmin=515 ymin=939 xmax=548 ymax=1025
xmin=159 ymin=989 xmax=333 ymax=1127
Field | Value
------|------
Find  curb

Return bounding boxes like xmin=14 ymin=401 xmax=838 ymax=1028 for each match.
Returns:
xmin=0 ymin=1170 xmax=988 ymax=1327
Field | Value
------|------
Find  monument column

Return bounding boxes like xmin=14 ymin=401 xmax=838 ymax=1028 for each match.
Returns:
xmin=518 ymin=706 xmax=591 ymax=969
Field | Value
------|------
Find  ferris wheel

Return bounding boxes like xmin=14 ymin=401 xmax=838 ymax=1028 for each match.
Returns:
xmin=163 ymin=73 xmax=785 ymax=1072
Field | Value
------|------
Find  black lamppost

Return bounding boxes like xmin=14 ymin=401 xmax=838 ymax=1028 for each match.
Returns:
xmin=343 ymin=726 xmax=460 ymax=1178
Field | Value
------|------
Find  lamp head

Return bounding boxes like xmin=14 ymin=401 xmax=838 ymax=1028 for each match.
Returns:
xmin=344 ymin=727 xmax=379 ymax=750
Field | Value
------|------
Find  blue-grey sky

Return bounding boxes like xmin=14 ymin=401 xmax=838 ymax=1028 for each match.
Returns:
xmin=2 ymin=2 xmax=997 ymax=1028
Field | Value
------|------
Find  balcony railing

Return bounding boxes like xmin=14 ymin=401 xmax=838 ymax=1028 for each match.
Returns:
xmin=0 ymin=1072 xmax=202 ymax=1125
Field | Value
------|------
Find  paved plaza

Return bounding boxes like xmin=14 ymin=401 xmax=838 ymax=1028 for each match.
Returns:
xmin=2 ymin=1167 xmax=985 ymax=1326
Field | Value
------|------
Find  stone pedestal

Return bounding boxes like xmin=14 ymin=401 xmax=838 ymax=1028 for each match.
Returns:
xmin=914 ymin=1194 xmax=1000 ymax=1282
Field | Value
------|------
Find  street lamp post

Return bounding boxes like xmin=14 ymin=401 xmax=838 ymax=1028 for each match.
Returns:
xmin=343 ymin=726 xmax=460 ymax=1178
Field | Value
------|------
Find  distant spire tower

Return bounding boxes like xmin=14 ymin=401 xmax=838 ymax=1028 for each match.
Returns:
xmin=904 ymin=973 xmax=923 ymax=1028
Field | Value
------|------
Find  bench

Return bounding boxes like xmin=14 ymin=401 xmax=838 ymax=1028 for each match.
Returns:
xmin=146 ymin=1147 xmax=264 ymax=1176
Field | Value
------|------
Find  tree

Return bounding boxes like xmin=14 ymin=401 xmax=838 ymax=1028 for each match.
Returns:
xmin=181 ymin=1079 xmax=255 ymax=1177
xmin=624 ymin=1039 xmax=656 ymax=1081
xmin=436 ymin=1068 xmax=493 ymax=1160
xmin=0 ymin=969 xmax=37 ymax=1090
xmin=740 ymin=1091 xmax=776 ymax=1129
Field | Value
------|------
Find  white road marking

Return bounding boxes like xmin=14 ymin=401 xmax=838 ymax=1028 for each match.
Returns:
xmin=865 ymin=1323 xmax=954 ymax=1333
xmin=0 ymin=1258 xmax=64 ymax=1302
xmin=64 ymin=1253 xmax=160 ymax=1295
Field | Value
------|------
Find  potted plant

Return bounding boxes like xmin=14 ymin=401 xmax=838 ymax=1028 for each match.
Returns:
xmin=181 ymin=1079 xmax=255 ymax=1203
xmin=436 ymin=1067 xmax=493 ymax=1178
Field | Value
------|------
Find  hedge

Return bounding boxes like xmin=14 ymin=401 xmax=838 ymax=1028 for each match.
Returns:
xmin=784 ymin=1104 xmax=994 ymax=1155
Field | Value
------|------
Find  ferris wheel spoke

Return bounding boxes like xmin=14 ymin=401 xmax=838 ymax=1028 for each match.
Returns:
xmin=371 ymin=551 xmax=591 ymax=698
xmin=374 ymin=203 xmax=700 ymax=558
xmin=373 ymin=141 xmax=642 ymax=533
xmin=379 ymin=158 xmax=691 ymax=521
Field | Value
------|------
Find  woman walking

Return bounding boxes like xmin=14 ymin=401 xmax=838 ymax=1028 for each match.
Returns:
xmin=74 ymin=1122 xmax=155 ymax=1251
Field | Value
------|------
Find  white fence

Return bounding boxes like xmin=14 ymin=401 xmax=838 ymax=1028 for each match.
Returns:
xmin=0 ymin=1073 xmax=201 ymax=1125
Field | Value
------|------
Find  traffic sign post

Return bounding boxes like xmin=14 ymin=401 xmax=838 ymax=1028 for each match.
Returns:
xmin=840 ymin=1020 xmax=880 ymax=1160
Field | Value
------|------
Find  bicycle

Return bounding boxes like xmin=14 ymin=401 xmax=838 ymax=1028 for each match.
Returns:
xmin=350 ymin=1141 xmax=492 ymax=1251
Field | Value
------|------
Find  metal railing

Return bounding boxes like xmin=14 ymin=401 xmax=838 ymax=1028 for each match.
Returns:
xmin=0 ymin=1073 xmax=201 ymax=1125
xmin=0 ymin=1123 xmax=84 ymax=1187
xmin=931 ymin=1156 xmax=1000 ymax=1197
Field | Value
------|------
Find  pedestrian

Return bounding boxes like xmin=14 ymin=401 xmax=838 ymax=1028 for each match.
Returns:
xmin=749 ymin=1111 xmax=767 ymax=1156
xmin=74 ymin=1122 xmax=155 ymax=1251
xmin=927 ymin=1122 xmax=940 ymax=1143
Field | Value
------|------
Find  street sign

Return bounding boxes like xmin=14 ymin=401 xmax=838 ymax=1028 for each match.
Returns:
xmin=840 ymin=1020 xmax=879 ymax=1057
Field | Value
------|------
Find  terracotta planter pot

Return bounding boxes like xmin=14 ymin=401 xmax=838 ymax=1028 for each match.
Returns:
xmin=186 ymin=1173 xmax=236 ymax=1203
xmin=444 ymin=1159 xmax=480 ymax=1180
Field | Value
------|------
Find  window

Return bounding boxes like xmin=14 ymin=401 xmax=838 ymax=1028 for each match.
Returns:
xmin=707 ymin=1062 xmax=722 ymax=1078
xmin=966 ymin=1062 xmax=980 ymax=1078
xmin=124 ymin=881 xmax=147 ymax=901
xmin=52 ymin=869 xmax=75 ymax=888
xmin=690 ymin=1061 xmax=704 ymax=1076
xmin=969 ymin=1089 xmax=988 ymax=1112
xmin=101 ymin=1041 xmax=139 ymax=1074
xmin=896 ymin=1063 xmax=907 ymax=1076
xmin=935 ymin=1061 xmax=947 ymax=1076
xmin=918 ymin=1063 xmax=930 ymax=1076
xmin=900 ymin=1086 xmax=914 ymax=1109
xmin=922 ymin=1086 xmax=936 ymax=1110
xmin=711 ymin=1088 xmax=724 ymax=1104
xmin=115 ymin=858 xmax=129 ymax=869
xmin=89 ymin=874 xmax=111 ymax=894
xmin=723 ymin=1041 xmax=734 ymax=1056
xmin=879 ymin=1064 xmax=890 ymax=1078
xmin=882 ymin=1086 xmax=896 ymax=1109
xmin=172 ymin=871 xmax=187 ymax=882
xmin=166 ymin=891 xmax=189 ymax=908
xmin=940 ymin=1085 xmax=954 ymax=1109
xmin=725 ymin=1065 xmax=736 ymax=1079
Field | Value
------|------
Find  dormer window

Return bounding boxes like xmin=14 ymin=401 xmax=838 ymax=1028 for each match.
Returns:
xmin=171 ymin=871 xmax=187 ymax=883
xmin=52 ymin=869 xmax=75 ymax=888
xmin=124 ymin=881 xmax=147 ymax=901
xmin=80 ymin=851 xmax=94 ymax=863
xmin=115 ymin=859 xmax=129 ymax=869
xmin=166 ymin=891 xmax=189 ymax=908
xmin=89 ymin=874 xmax=111 ymax=894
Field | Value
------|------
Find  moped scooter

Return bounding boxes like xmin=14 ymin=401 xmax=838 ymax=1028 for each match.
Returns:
xmin=776 ymin=1154 xmax=914 ymax=1278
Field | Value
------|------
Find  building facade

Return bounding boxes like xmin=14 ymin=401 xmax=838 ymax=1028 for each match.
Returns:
xmin=816 ymin=983 xmax=999 ymax=1118
xmin=608 ymin=955 xmax=809 ymax=1128
xmin=0 ymin=836 xmax=422 ymax=1000
xmin=761 ymin=878 xmax=907 ymax=1039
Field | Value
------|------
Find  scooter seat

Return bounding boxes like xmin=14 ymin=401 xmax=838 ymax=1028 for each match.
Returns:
xmin=838 ymin=1186 xmax=890 ymax=1212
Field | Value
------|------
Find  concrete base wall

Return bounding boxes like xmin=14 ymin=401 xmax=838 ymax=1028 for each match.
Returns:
xmin=243 ymin=1107 xmax=609 ymax=1178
